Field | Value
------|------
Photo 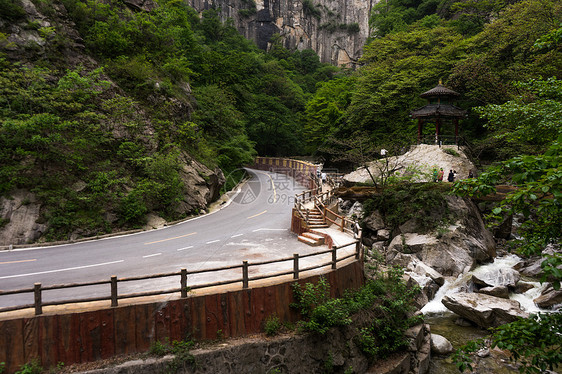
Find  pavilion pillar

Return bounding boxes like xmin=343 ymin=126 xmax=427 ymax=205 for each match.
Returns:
xmin=417 ymin=119 xmax=422 ymax=143
xmin=454 ymin=118 xmax=459 ymax=144
xmin=435 ymin=118 xmax=440 ymax=144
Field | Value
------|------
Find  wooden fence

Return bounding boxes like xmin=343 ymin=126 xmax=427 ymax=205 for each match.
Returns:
xmin=0 ymin=259 xmax=364 ymax=373
xmin=0 ymin=242 xmax=360 ymax=316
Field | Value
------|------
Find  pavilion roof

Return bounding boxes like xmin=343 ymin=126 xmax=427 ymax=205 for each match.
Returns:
xmin=420 ymin=83 xmax=461 ymax=98
xmin=410 ymin=103 xmax=467 ymax=118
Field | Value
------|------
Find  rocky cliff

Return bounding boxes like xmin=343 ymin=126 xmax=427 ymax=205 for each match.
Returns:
xmin=186 ymin=0 xmax=374 ymax=65
xmin=0 ymin=0 xmax=225 ymax=246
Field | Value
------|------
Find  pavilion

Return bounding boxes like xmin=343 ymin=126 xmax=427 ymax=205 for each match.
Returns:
xmin=410 ymin=82 xmax=466 ymax=145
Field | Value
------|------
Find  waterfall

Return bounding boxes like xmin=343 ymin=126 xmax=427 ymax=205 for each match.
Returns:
xmin=418 ymin=254 xmax=549 ymax=315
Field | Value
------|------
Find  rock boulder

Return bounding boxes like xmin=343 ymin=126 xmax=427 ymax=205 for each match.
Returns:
xmin=442 ymin=293 xmax=528 ymax=328
xmin=431 ymin=334 xmax=453 ymax=355
xmin=534 ymin=285 xmax=562 ymax=309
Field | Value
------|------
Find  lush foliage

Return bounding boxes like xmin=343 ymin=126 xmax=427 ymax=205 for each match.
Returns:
xmin=13 ymin=359 xmax=42 ymax=374
xmin=264 ymin=314 xmax=283 ymax=336
xmin=454 ymin=313 xmax=562 ymax=374
xmin=0 ymin=0 xmax=338 ymax=239
xmin=304 ymin=0 xmax=562 ymax=159
xmin=149 ymin=338 xmax=196 ymax=373
xmin=362 ymin=183 xmax=452 ymax=233
xmin=453 ymin=138 xmax=562 ymax=288
xmin=291 ymin=268 xmax=422 ymax=359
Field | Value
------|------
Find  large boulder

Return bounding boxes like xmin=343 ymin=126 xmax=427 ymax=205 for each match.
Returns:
xmin=363 ymin=209 xmax=385 ymax=231
xmin=387 ymin=231 xmax=475 ymax=277
xmin=385 ymin=196 xmax=495 ymax=277
xmin=472 ymin=267 xmax=521 ymax=289
xmin=534 ymin=285 xmax=562 ymax=309
xmin=478 ymin=286 xmax=510 ymax=299
xmin=0 ymin=189 xmax=47 ymax=246
xmin=431 ymin=334 xmax=453 ymax=355
xmin=442 ymin=293 xmax=528 ymax=328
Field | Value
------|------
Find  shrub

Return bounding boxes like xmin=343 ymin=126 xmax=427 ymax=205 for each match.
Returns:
xmin=292 ymin=267 xmax=422 ymax=348
xmin=0 ymin=0 xmax=26 ymax=21
xmin=148 ymin=338 xmax=196 ymax=373
xmin=443 ymin=147 xmax=460 ymax=157
xmin=14 ymin=359 xmax=42 ymax=374
xmin=362 ymin=183 xmax=452 ymax=233
xmin=264 ymin=315 xmax=282 ymax=336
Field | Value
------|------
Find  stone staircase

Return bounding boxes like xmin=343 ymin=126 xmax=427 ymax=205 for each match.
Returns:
xmin=297 ymin=231 xmax=325 ymax=246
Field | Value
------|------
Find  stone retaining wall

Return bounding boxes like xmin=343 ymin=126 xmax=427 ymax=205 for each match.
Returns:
xmin=70 ymin=321 xmax=430 ymax=374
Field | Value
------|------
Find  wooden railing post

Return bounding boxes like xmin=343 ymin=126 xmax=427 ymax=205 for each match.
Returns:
xmin=242 ymin=261 xmax=249 ymax=289
xmin=356 ymin=241 xmax=361 ymax=260
xmin=340 ymin=218 xmax=344 ymax=232
xmin=331 ymin=247 xmax=337 ymax=269
xmin=293 ymin=254 xmax=299 ymax=279
xmin=181 ymin=268 xmax=188 ymax=298
xmin=34 ymin=283 xmax=42 ymax=315
xmin=111 ymin=276 xmax=118 ymax=307
xmin=306 ymin=209 xmax=309 ymax=222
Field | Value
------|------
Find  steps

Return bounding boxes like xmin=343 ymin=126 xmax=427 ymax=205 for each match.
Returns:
xmin=306 ymin=208 xmax=329 ymax=229
xmin=297 ymin=232 xmax=325 ymax=246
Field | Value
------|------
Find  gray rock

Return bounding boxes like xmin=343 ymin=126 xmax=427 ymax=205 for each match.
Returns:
xmin=478 ymin=285 xmax=510 ymax=299
xmin=430 ymin=334 xmax=453 ymax=355
xmin=377 ymin=229 xmax=391 ymax=241
xmin=388 ymin=233 xmax=438 ymax=254
xmin=0 ymin=190 xmax=44 ymax=246
xmin=363 ymin=209 xmax=385 ymax=231
xmin=534 ymin=285 xmax=562 ymax=309
xmin=399 ymin=218 xmax=420 ymax=234
xmin=472 ymin=267 xmax=520 ymax=288
xmin=410 ymin=260 xmax=445 ymax=286
xmin=515 ymin=281 xmax=535 ymax=294
xmin=442 ymin=293 xmax=528 ymax=328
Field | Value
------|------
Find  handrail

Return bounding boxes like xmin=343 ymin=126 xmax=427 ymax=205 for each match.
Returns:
xmin=0 ymin=241 xmax=361 ymax=316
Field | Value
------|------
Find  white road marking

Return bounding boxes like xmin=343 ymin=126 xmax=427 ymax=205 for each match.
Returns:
xmin=231 ymin=234 xmax=243 ymax=238
xmin=252 ymin=228 xmax=287 ymax=232
xmin=177 ymin=246 xmax=194 ymax=251
xmin=0 ymin=260 xmax=124 ymax=280
xmin=143 ymin=253 xmax=162 ymax=258
xmin=206 ymin=240 xmax=220 ymax=244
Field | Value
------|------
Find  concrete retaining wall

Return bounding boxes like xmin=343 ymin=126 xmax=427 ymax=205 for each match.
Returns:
xmin=0 ymin=261 xmax=364 ymax=373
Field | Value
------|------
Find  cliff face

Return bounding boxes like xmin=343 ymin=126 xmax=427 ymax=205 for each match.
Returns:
xmin=0 ymin=0 xmax=225 ymax=246
xmin=187 ymin=0 xmax=374 ymax=66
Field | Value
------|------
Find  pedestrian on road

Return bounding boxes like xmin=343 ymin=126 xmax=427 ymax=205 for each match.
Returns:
xmin=437 ymin=168 xmax=444 ymax=182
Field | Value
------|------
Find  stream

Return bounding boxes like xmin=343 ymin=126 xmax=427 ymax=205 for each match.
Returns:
xmin=417 ymin=255 xmax=550 ymax=373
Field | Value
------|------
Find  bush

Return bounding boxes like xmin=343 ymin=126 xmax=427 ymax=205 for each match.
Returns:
xmin=443 ymin=147 xmax=460 ymax=157
xmin=362 ymin=183 xmax=452 ymax=233
xmin=264 ymin=315 xmax=282 ymax=336
xmin=292 ymin=267 xmax=422 ymax=352
xmin=0 ymin=0 xmax=26 ymax=21
xmin=14 ymin=359 xmax=42 ymax=374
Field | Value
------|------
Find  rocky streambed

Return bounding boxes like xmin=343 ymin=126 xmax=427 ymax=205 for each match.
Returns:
xmin=342 ymin=192 xmax=562 ymax=373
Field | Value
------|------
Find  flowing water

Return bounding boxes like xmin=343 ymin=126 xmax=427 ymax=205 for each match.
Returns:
xmin=416 ymin=255 xmax=551 ymax=373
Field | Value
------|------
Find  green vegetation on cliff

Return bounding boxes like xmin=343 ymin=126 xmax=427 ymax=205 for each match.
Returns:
xmin=0 ymin=0 xmax=337 ymax=240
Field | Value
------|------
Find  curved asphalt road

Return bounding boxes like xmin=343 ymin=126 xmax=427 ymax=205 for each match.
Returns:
xmin=0 ymin=169 xmax=316 ymax=309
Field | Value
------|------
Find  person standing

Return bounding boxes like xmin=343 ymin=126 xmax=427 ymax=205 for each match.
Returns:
xmin=437 ymin=168 xmax=444 ymax=182
xmin=468 ymin=170 xmax=474 ymax=178
xmin=447 ymin=169 xmax=455 ymax=182
xmin=432 ymin=168 xmax=438 ymax=182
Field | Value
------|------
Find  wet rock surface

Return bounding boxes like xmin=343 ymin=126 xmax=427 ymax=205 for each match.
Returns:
xmin=441 ymin=293 xmax=529 ymax=328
